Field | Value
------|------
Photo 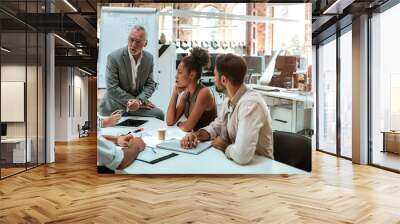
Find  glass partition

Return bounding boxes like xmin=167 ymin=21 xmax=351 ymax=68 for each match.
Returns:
xmin=370 ymin=4 xmax=400 ymax=171
xmin=317 ymin=36 xmax=337 ymax=154
xmin=0 ymin=0 xmax=46 ymax=179
xmin=1 ymin=29 xmax=28 ymax=178
xmin=339 ymin=28 xmax=352 ymax=158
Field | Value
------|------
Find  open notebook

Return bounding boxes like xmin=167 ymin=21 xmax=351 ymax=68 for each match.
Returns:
xmin=156 ymin=139 xmax=212 ymax=155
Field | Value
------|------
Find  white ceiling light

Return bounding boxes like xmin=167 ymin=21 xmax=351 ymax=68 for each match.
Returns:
xmin=1 ymin=47 xmax=11 ymax=53
xmin=54 ymin=34 xmax=75 ymax=48
xmin=160 ymin=9 xmax=309 ymax=24
xmin=323 ymin=0 xmax=355 ymax=15
xmin=78 ymin=67 xmax=92 ymax=76
xmin=63 ymin=0 xmax=78 ymax=12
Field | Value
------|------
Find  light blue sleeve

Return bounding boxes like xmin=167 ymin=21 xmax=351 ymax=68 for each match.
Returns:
xmin=97 ymin=136 xmax=124 ymax=170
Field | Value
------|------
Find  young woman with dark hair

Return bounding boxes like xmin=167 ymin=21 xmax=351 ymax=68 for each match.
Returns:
xmin=166 ymin=47 xmax=217 ymax=132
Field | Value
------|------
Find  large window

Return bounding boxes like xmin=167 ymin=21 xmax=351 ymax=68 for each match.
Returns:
xmin=339 ymin=28 xmax=352 ymax=158
xmin=272 ymin=4 xmax=306 ymax=56
xmin=193 ymin=6 xmax=221 ymax=43
xmin=370 ymin=3 xmax=400 ymax=171
xmin=317 ymin=37 xmax=337 ymax=155
xmin=316 ymin=25 xmax=353 ymax=159
xmin=230 ymin=4 xmax=246 ymax=44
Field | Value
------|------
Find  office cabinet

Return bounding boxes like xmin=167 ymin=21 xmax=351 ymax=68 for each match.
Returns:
xmin=0 ymin=138 xmax=32 ymax=164
xmin=382 ymin=131 xmax=400 ymax=154
xmin=270 ymin=105 xmax=292 ymax=132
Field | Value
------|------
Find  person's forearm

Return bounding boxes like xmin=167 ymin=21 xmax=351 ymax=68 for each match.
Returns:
xmin=117 ymin=147 xmax=141 ymax=169
xmin=178 ymin=121 xmax=192 ymax=132
xmin=195 ymin=129 xmax=211 ymax=141
xmin=102 ymin=135 xmax=118 ymax=145
xmin=101 ymin=118 xmax=113 ymax=128
xmin=166 ymin=93 xmax=179 ymax=125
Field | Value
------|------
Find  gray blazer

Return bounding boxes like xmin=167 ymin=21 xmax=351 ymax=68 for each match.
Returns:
xmin=100 ymin=46 xmax=156 ymax=116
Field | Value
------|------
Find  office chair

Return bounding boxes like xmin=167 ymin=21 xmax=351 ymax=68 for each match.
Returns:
xmin=79 ymin=121 xmax=90 ymax=138
xmin=97 ymin=166 xmax=115 ymax=174
xmin=273 ymin=131 xmax=312 ymax=172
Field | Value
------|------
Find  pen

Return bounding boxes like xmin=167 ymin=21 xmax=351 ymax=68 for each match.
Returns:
xmin=133 ymin=127 xmax=144 ymax=133
xmin=147 ymin=146 xmax=157 ymax=154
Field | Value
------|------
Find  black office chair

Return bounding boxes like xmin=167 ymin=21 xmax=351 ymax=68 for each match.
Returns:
xmin=273 ymin=131 xmax=312 ymax=172
xmin=79 ymin=121 xmax=90 ymax=138
xmin=97 ymin=166 xmax=115 ymax=174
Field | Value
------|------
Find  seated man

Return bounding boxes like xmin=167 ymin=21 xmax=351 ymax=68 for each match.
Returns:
xmin=166 ymin=47 xmax=217 ymax=132
xmin=99 ymin=25 xmax=164 ymax=120
xmin=180 ymin=53 xmax=273 ymax=165
xmin=98 ymin=134 xmax=145 ymax=170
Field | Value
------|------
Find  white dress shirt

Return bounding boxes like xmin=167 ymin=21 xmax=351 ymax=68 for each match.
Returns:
xmin=128 ymin=47 xmax=143 ymax=89
xmin=202 ymin=84 xmax=274 ymax=165
xmin=97 ymin=135 xmax=124 ymax=170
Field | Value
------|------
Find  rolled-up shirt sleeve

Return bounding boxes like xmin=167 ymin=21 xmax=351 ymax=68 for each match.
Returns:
xmin=225 ymin=101 xmax=264 ymax=165
xmin=97 ymin=136 xmax=124 ymax=170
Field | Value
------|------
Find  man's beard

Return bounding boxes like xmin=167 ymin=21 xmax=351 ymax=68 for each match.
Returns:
xmin=215 ymin=84 xmax=225 ymax=93
xmin=130 ymin=49 xmax=139 ymax=56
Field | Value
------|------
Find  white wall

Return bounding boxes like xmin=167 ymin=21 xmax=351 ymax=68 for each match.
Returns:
xmin=1 ymin=65 xmax=38 ymax=137
xmin=1 ymin=64 xmax=46 ymax=164
xmin=150 ymin=44 xmax=176 ymax=112
xmin=54 ymin=67 xmax=89 ymax=141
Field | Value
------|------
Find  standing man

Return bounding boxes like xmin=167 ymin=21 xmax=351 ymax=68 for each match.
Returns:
xmin=180 ymin=53 xmax=273 ymax=165
xmin=100 ymin=25 xmax=164 ymax=120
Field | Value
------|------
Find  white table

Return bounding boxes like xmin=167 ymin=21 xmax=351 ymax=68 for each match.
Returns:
xmin=1 ymin=138 xmax=32 ymax=163
xmin=99 ymin=117 xmax=306 ymax=174
xmin=248 ymin=84 xmax=313 ymax=133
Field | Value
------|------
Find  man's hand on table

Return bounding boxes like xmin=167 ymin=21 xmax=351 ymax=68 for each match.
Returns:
xmin=117 ymin=137 xmax=146 ymax=170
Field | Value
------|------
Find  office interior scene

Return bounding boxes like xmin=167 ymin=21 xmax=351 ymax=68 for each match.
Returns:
xmin=96 ymin=2 xmax=313 ymax=174
xmin=0 ymin=0 xmax=400 ymax=223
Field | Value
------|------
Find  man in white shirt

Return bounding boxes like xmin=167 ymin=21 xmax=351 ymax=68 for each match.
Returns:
xmin=99 ymin=25 xmax=164 ymax=120
xmin=181 ymin=53 xmax=273 ymax=165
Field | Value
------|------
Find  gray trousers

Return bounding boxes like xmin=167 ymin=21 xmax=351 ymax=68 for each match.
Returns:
xmin=125 ymin=107 xmax=164 ymax=121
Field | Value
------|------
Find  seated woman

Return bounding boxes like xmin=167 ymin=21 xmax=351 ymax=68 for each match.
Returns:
xmin=166 ymin=47 xmax=217 ymax=132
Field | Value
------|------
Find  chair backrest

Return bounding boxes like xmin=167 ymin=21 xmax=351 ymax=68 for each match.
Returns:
xmin=82 ymin=121 xmax=90 ymax=130
xmin=273 ymin=131 xmax=312 ymax=172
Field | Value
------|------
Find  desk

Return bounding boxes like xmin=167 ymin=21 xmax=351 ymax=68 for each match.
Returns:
xmin=248 ymin=84 xmax=313 ymax=133
xmin=1 ymin=138 xmax=32 ymax=163
xmin=99 ymin=117 xmax=305 ymax=174
xmin=382 ymin=131 xmax=400 ymax=154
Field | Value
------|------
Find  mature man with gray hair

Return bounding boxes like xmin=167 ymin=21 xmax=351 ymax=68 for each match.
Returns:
xmin=100 ymin=25 xmax=164 ymax=120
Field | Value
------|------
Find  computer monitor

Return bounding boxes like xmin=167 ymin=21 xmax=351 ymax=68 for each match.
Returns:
xmin=208 ymin=53 xmax=218 ymax=71
xmin=243 ymin=56 xmax=264 ymax=74
xmin=1 ymin=123 xmax=7 ymax=138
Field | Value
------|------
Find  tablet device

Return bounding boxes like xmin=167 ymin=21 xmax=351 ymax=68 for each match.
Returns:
xmin=117 ymin=119 xmax=148 ymax=127
xmin=136 ymin=147 xmax=178 ymax=164
xmin=157 ymin=139 xmax=212 ymax=155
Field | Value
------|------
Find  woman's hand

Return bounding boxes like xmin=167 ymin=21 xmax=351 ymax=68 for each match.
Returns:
xmin=173 ymin=85 xmax=187 ymax=96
